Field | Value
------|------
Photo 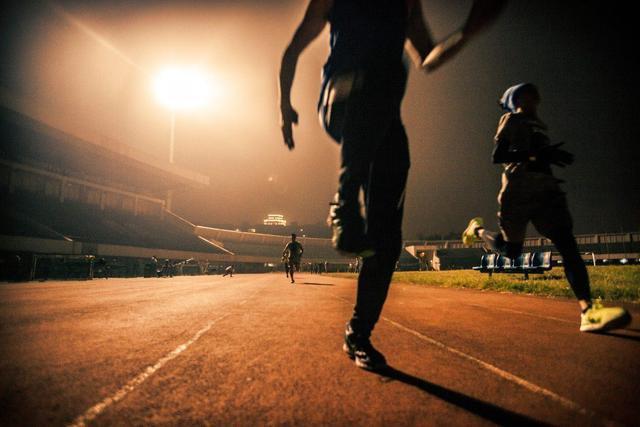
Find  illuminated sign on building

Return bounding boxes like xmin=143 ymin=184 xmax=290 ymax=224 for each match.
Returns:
xmin=263 ymin=214 xmax=287 ymax=226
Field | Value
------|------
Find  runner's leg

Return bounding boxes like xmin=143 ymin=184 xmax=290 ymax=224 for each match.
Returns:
xmin=349 ymin=114 xmax=409 ymax=338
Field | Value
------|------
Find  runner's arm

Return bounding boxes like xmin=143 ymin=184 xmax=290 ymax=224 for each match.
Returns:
xmin=279 ymin=0 xmax=331 ymax=150
xmin=405 ymin=1 xmax=435 ymax=67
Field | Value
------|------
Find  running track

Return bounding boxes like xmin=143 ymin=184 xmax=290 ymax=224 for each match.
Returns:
xmin=1 ymin=274 xmax=638 ymax=426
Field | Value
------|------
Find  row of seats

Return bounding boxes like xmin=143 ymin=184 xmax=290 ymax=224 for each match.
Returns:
xmin=473 ymin=252 xmax=552 ymax=276
xmin=2 ymin=193 xmax=226 ymax=254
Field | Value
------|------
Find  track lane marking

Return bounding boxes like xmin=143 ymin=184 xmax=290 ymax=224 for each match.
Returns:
xmin=331 ymin=294 xmax=608 ymax=422
xmin=68 ymin=286 xmax=266 ymax=427
xmin=464 ymin=304 xmax=575 ymax=324
xmin=381 ymin=317 xmax=595 ymax=417
xmin=67 ymin=313 xmax=230 ymax=427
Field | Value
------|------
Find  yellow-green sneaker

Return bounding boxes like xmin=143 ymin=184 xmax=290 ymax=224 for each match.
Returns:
xmin=462 ymin=217 xmax=484 ymax=247
xmin=580 ymin=299 xmax=632 ymax=332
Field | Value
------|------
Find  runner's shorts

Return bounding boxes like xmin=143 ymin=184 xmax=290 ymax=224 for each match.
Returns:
xmin=498 ymin=172 xmax=573 ymax=243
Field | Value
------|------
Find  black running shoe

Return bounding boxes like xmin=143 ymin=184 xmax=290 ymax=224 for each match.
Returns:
xmin=327 ymin=202 xmax=375 ymax=258
xmin=343 ymin=324 xmax=386 ymax=371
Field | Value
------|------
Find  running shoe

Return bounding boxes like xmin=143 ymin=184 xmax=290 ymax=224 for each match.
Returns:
xmin=327 ymin=202 xmax=375 ymax=258
xmin=462 ymin=217 xmax=484 ymax=247
xmin=343 ymin=323 xmax=386 ymax=371
xmin=580 ymin=299 xmax=632 ymax=332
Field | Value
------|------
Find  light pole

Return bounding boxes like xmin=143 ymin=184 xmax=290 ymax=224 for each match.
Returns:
xmin=169 ymin=111 xmax=176 ymax=164
xmin=152 ymin=66 xmax=213 ymax=210
xmin=153 ymin=66 xmax=213 ymax=164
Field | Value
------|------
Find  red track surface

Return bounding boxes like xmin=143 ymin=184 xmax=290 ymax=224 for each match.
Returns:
xmin=1 ymin=274 xmax=638 ymax=426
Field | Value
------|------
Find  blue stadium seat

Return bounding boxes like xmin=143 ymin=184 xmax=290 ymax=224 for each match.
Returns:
xmin=530 ymin=251 xmax=552 ymax=269
xmin=485 ymin=253 xmax=497 ymax=269
xmin=496 ymin=255 xmax=511 ymax=270
xmin=513 ymin=252 xmax=532 ymax=269
xmin=473 ymin=254 xmax=489 ymax=271
xmin=474 ymin=251 xmax=552 ymax=277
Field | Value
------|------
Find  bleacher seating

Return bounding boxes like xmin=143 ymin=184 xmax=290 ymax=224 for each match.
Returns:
xmin=2 ymin=193 xmax=226 ymax=254
xmin=0 ymin=208 xmax=67 ymax=240
xmin=473 ymin=251 xmax=552 ymax=278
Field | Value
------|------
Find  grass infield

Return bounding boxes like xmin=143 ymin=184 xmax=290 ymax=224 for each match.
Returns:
xmin=330 ymin=265 xmax=640 ymax=303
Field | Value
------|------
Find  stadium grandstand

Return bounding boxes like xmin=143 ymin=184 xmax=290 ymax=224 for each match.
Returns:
xmin=0 ymin=97 xmax=358 ymax=281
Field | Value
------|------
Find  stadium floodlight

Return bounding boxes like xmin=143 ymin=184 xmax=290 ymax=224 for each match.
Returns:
xmin=153 ymin=66 xmax=214 ymax=163
xmin=153 ymin=66 xmax=213 ymax=111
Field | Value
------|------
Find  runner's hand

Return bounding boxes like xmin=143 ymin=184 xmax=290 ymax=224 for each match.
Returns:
xmin=280 ymin=105 xmax=299 ymax=150
xmin=422 ymin=30 xmax=466 ymax=73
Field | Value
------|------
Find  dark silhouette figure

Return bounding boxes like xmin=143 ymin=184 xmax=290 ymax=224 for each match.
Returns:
xmin=279 ymin=0 xmax=505 ymax=370
xmin=282 ymin=233 xmax=304 ymax=284
xmin=223 ymin=265 xmax=234 ymax=277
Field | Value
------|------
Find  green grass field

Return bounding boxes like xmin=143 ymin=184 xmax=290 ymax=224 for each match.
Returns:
xmin=331 ymin=265 xmax=640 ymax=302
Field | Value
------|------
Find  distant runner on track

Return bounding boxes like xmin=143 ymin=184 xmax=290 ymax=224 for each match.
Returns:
xmin=282 ymin=233 xmax=304 ymax=284
xmin=222 ymin=265 xmax=234 ymax=277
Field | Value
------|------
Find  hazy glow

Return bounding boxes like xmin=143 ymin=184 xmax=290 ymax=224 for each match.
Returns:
xmin=153 ymin=67 xmax=215 ymax=111
xmin=48 ymin=1 xmax=144 ymax=72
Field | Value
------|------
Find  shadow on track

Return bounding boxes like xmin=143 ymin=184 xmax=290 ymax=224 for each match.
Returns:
xmin=301 ymin=282 xmax=335 ymax=286
xmin=596 ymin=331 xmax=640 ymax=343
xmin=374 ymin=366 xmax=550 ymax=427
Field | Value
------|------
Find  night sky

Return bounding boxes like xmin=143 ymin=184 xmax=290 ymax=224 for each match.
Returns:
xmin=1 ymin=1 xmax=638 ymax=238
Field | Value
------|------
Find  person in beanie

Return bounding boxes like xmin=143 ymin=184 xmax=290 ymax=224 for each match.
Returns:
xmin=462 ymin=83 xmax=631 ymax=332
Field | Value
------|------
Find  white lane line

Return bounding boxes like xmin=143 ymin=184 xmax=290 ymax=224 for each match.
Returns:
xmin=68 ymin=284 xmax=266 ymax=427
xmin=382 ymin=317 xmax=601 ymax=419
xmin=332 ymin=294 xmax=603 ymax=421
xmin=465 ymin=304 xmax=575 ymax=324
xmin=67 ymin=313 xmax=230 ymax=427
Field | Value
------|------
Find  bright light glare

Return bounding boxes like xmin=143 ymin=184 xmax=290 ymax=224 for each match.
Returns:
xmin=153 ymin=67 xmax=214 ymax=111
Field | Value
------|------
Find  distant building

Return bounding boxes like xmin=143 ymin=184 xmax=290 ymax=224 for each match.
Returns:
xmin=263 ymin=214 xmax=287 ymax=227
